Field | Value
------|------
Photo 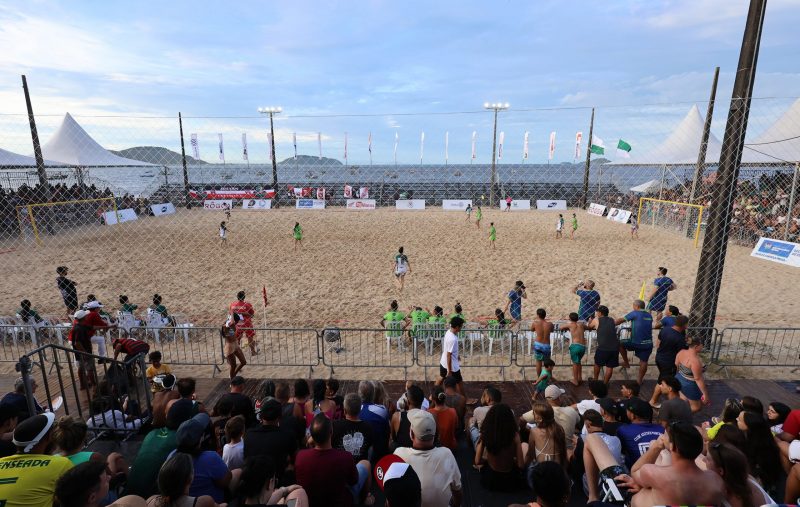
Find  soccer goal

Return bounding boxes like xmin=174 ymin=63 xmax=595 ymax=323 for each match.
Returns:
xmin=16 ymin=197 xmax=118 ymax=246
xmin=637 ymin=197 xmax=705 ymax=248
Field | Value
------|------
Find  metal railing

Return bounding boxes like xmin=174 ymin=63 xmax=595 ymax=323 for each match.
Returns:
xmin=711 ymin=327 xmax=800 ymax=368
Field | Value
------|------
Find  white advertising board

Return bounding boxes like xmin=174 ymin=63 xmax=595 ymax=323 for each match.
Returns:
xmin=535 ymin=200 xmax=568 ymax=211
xmin=499 ymin=199 xmax=531 ymax=210
xmin=442 ymin=199 xmax=472 ymax=211
xmin=103 ymin=208 xmax=138 ymax=225
xmin=241 ymin=199 xmax=272 ymax=210
xmin=750 ymin=237 xmax=800 ymax=268
xmin=151 ymin=203 xmax=176 ymax=216
xmin=606 ymin=208 xmax=633 ymax=223
xmin=203 ymin=200 xmax=233 ymax=210
xmin=346 ymin=199 xmax=377 ymax=210
xmin=395 ymin=199 xmax=426 ymax=210
xmin=587 ymin=203 xmax=606 ymax=216
xmin=295 ymin=199 xmax=326 ymax=209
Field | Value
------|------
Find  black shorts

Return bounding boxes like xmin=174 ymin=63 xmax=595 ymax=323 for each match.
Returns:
xmin=439 ymin=366 xmax=463 ymax=382
xmin=656 ymin=360 xmax=676 ymax=377
xmin=599 ymin=465 xmax=630 ymax=504
xmin=594 ymin=349 xmax=619 ymax=368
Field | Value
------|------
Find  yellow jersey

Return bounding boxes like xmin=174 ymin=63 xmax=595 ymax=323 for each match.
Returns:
xmin=0 ymin=453 xmax=73 ymax=507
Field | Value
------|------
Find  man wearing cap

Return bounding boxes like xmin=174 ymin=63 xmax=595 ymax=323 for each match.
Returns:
xmin=0 ymin=413 xmax=73 ymax=507
xmin=615 ymin=398 xmax=664 ymax=469
xmin=69 ymin=301 xmax=116 ymax=391
xmin=0 ymin=377 xmax=44 ymax=422
xmin=503 ymin=280 xmax=527 ymax=323
xmin=374 ymin=454 xmax=422 ymax=507
xmin=543 ymin=385 xmax=579 ymax=454
xmin=171 ymin=412 xmax=231 ymax=504
xmin=219 ymin=376 xmax=256 ymax=427
xmin=393 ymin=409 xmax=462 ymax=507
xmin=243 ymin=397 xmax=297 ymax=486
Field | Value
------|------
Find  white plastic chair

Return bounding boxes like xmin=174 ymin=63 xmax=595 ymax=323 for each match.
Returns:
xmin=145 ymin=310 xmax=171 ymax=344
xmin=487 ymin=324 xmax=511 ymax=356
xmin=117 ymin=311 xmax=141 ymax=338
xmin=385 ymin=320 xmax=406 ymax=353
xmin=463 ymin=323 xmax=485 ymax=356
xmin=13 ymin=315 xmax=39 ymax=346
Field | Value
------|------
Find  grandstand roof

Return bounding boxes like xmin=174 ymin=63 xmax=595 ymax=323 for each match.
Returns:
xmin=742 ymin=97 xmax=800 ymax=164
xmin=40 ymin=113 xmax=154 ymax=167
xmin=0 ymin=147 xmax=64 ymax=168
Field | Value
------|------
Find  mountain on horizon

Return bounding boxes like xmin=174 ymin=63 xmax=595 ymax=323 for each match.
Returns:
xmin=111 ymin=146 xmax=207 ymax=165
xmin=279 ymin=154 xmax=342 ymax=166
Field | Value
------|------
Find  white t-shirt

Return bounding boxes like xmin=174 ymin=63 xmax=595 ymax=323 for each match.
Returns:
xmin=556 ymin=218 xmax=564 ymax=231
xmin=576 ymin=399 xmax=601 ymax=415
xmin=440 ymin=329 xmax=460 ymax=372
xmin=222 ymin=440 xmax=244 ymax=470
xmin=394 ymin=447 xmax=461 ymax=507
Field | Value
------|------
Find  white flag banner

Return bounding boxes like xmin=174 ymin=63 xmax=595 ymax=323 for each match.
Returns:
xmin=548 ymin=131 xmax=556 ymax=160
xmin=368 ymin=132 xmax=372 ymax=155
xmin=317 ymin=132 xmax=322 ymax=159
xmin=293 ymin=132 xmax=297 ymax=160
xmin=471 ymin=131 xmax=477 ymax=159
xmin=393 ymin=131 xmax=399 ymax=164
xmin=241 ymin=133 xmax=248 ymax=161
xmin=420 ymin=131 xmax=425 ymax=162
xmin=575 ymin=131 xmax=583 ymax=160
xmin=344 ymin=132 xmax=348 ymax=162
xmin=445 ymin=131 xmax=449 ymax=162
xmin=218 ymin=133 xmax=225 ymax=163
xmin=190 ymin=133 xmax=199 ymax=159
xmin=267 ymin=133 xmax=273 ymax=162
xmin=498 ymin=131 xmax=505 ymax=159
xmin=523 ymin=131 xmax=529 ymax=160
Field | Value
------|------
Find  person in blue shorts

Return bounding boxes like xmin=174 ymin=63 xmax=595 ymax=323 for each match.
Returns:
xmin=646 ymin=267 xmax=676 ymax=321
xmin=615 ymin=299 xmax=654 ymax=385
xmin=503 ymin=280 xmax=527 ymax=323
xmin=654 ymin=305 xmax=680 ymax=330
xmin=573 ymin=280 xmax=601 ymax=324
xmin=531 ymin=308 xmax=553 ymax=378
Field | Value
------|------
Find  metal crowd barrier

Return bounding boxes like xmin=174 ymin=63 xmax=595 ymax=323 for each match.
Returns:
xmin=710 ymin=327 xmax=800 ymax=370
xmin=321 ymin=328 xmax=415 ymax=376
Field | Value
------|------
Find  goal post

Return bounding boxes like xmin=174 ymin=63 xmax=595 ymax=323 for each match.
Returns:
xmin=16 ymin=197 xmax=118 ymax=246
xmin=637 ymin=197 xmax=704 ymax=248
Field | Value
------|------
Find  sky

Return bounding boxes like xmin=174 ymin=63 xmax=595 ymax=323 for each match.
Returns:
xmin=0 ymin=0 xmax=799 ymax=164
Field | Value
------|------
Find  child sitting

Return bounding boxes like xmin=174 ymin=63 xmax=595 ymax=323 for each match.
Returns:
xmin=145 ymin=351 xmax=171 ymax=393
xmin=222 ymin=415 xmax=245 ymax=470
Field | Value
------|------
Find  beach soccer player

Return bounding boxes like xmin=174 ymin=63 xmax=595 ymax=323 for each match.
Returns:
xmin=224 ymin=202 xmax=231 ymax=220
xmin=570 ymin=213 xmax=578 ymax=239
xmin=465 ymin=203 xmax=472 ymax=221
xmin=615 ymin=299 xmax=654 ymax=385
xmin=56 ymin=266 xmax=78 ymax=317
xmin=531 ymin=308 xmax=554 ymax=378
xmin=505 ymin=195 xmax=512 ymax=212
xmin=503 ymin=280 xmax=527 ymax=323
xmin=573 ymin=280 xmax=601 ymax=324
xmin=556 ymin=214 xmax=564 ymax=239
xmin=565 ymin=312 xmax=587 ymax=386
xmin=647 ymin=266 xmax=676 ymax=321
xmin=630 ymin=215 xmax=639 ymax=239
xmin=230 ymin=290 xmax=258 ymax=355
xmin=475 ymin=205 xmax=482 ymax=228
xmin=293 ymin=222 xmax=303 ymax=250
xmin=489 ymin=222 xmax=496 ymax=249
xmin=219 ymin=221 xmax=227 ymax=244
xmin=393 ymin=246 xmax=411 ymax=291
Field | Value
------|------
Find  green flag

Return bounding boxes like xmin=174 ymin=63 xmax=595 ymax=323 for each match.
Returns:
xmin=590 ymin=135 xmax=605 ymax=155
xmin=617 ymin=139 xmax=632 ymax=158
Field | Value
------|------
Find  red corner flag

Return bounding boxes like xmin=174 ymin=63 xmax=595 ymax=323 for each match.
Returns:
xmin=262 ymin=285 xmax=269 ymax=307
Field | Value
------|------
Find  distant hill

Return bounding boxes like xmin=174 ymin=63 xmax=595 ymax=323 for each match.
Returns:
xmin=111 ymin=146 xmax=207 ymax=165
xmin=279 ymin=154 xmax=343 ymax=166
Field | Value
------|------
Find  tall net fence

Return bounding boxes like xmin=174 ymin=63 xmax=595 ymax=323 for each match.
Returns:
xmin=0 ymin=98 xmax=798 ymax=335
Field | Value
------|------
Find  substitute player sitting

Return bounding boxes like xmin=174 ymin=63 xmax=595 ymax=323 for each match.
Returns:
xmin=531 ymin=308 xmax=554 ymax=378
xmin=564 ymin=312 xmax=587 ymax=386
xmin=230 ymin=291 xmax=258 ymax=355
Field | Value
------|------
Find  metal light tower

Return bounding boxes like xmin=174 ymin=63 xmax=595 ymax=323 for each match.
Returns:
xmin=258 ymin=106 xmax=282 ymax=188
xmin=484 ymin=102 xmax=509 ymax=207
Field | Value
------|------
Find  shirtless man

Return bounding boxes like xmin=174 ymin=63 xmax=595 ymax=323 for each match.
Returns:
xmin=564 ymin=312 xmax=586 ymax=386
xmin=531 ymin=308 xmax=554 ymax=378
xmin=583 ymin=420 xmax=724 ymax=506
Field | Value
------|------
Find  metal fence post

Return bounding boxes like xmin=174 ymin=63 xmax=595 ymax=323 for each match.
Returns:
xmin=15 ymin=354 xmax=37 ymax=419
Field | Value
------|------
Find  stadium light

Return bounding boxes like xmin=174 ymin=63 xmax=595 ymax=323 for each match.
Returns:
xmin=483 ymin=101 xmax=510 ymax=206
xmin=258 ymin=106 xmax=283 ymax=190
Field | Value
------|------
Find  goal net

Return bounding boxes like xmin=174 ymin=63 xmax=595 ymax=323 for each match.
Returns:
xmin=637 ymin=197 xmax=705 ymax=247
xmin=16 ymin=197 xmax=118 ymax=245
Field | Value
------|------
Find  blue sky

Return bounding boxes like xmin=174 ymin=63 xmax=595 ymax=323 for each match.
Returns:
xmin=0 ymin=0 xmax=799 ymax=163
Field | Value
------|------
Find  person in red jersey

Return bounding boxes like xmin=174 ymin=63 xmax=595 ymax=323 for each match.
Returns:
xmin=229 ymin=291 xmax=258 ymax=355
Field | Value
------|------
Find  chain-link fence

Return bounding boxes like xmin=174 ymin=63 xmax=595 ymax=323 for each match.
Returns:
xmin=1 ymin=98 xmax=798 ymax=334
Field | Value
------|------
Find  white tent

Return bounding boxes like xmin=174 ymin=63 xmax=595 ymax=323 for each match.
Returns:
xmin=629 ymin=179 xmax=662 ymax=193
xmin=0 ymin=147 xmax=64 ymax=168
xmin=609 ymin=105 xmax=722 ymax=166
xmin=40 ymin=113 xmax=153 ymax=167
xmin=742 ymin=98 xmax=800 ymax=164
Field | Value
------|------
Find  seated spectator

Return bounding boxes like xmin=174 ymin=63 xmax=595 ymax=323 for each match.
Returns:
xmin=171 ymin=413 xmax=231 ymax=504
xmin=145 ymin=351 xmax=171 ymax=393
xmin=540 ymin=386 xmax=579 ymax=457
xmin=702 ymin=397 xmax=742 ymax=440
xmin=443 ymin=375 xmax=466 ymax=431
xmin=126 ymin=402 xmax=194 ymax=498
xmin=222 ymin=415 xmax=245 ymax=470
xmin=211 ymin=397 xmax=233 ymax=453
xmin=778 ymin=407 xmax=800 ymax=442
xmin=395 ymin=381 xmax=430 ymax=413
xmin=767 ymin=401 xmax=791 ymax=434
xmin=0 ymin=405 xmax=18 ymax=458
xmin=290 ymin=379 xmax=310 ymax=429
xmin=373 ymin=454 xmax=422 ymax=507
xmin=52 ymin=416 xmax=127 ymax=483
xmin=229 ymin=456 xmax=308 ymax=507
xmin=619 ymin=380 xmax=640 ymax=401
xmin=119 ymin=294 xmax=139 ymax=314
xmin=333 ymin=393 xmax=374 ymax=464
xmin=737 ymin=410 xmax=782 ymax=495
xmin=391 ymin=384 xmax=425 ymax=449
xmin=275 ymin=382 xmax=304 ymax=447
xmin=112 ymin=337 xmax=151 ymax=363
xmin=509 ymin=461 xmax=571 ymax=507
xmin=572 ymin=380 xmax=606 ymax=417
xmin=86 ymin=397 xmax=143 ymax=436
xmin=220 ymin=376 xmax=255 ymax=428
xmin=304 ymin=379 xmax=338 ymax=425
xmin=17 ymin=299 xmax=44 ymax=324
xmin=325 ymin=377 xmax=344 ymax=420
xmin=358 ymin=381 xmax=390 ymax=459
xmin=596 ymin=398 xmax=623 ymax=435
xmin=166 ymin=378 xmax=206 ymax=416
xmin=615 ymin=398 xmax=663 ymax=469
xmin=653 ymin=375 xmax=693 ymax=425
xmin=703 ymin=442 xmax=774 ymax=507
xmin=146 ymin=452 xmax=218 ymax=507
xmin=372 ymin=380 xmax=393 ymax=420
xmin=468 ymin=386 xmax=501 ymax=448
xmin=394 ymin=409 xmax=462 ymax=507
xmin=253 ymin=380 xmax=276 ymax=418
xmin=582 ymin=409 xmax=623 ymax=466
xmin=55 ymin=460 xmax=145 ymax=507
xmin=243 ymin=398 xmax=297 ymax=486
xmin=149 ymin=293 xmax=176 ymax=326
xmin=474 ymin=403 xmax=526 ymax=492
xmin=428 ymin=386 xmax=458 ymax=451
xmin=295 ymin=413 xmax=368 ymax=507
xmin=0 ymin=377 xmax=44 ymax=422
xmin=150 ymin=374 xmax=180 ymax=428
xmin=740 ymin=395 xmax=764 ymax=416
xmin=524 ymin=402 xmax=567 ymax=488
xmin=0 ymin=413 xmax=73 ymax=506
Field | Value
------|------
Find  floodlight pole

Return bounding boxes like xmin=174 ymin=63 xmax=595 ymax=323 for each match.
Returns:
xmin=689 ymin=0 xmax=767 ymax=337
xmin=581 ymin=108 xmax=595 ymax=209
xmin=484 ymin=102 xmax=509 ymax=207
xmin=21 ymin=75 xmax=48 ymax=189
xmin=178 ymin=112 xmax=190 ymax=206
xmin=689 ymin=67 xmax=720 ymax=204
xmin=269 ymin=112 xmax=278 ymax=188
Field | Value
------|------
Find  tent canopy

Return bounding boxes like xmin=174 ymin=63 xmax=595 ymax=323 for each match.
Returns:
xmin=40 ymin=113 xmax=153 ymax=167
xmin=741 ymin=98 xmax=800 ymax=164
xmin=0 ymin=147 xmax=64 ymax=168
xmin=629 ymin=179 xmax=662 ymax=193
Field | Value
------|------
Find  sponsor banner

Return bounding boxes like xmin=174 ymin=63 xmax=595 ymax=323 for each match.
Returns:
xmin=203 ymin=200 xmax=233 ymax=210
xmin=395 ymin=199 xmax=426 ymax=210
xmin=151 ymin=203 xmax=176 ymax=216
xmin=346 ymin=199 xmax=376 ymax=210
xmin=296 ymin=199 xmax=326 ymax=209
xmin=103 ymin=208 xmax=138 ymax=225
xmin=535 ymin=200 xmax=567 ymax=211
xmin=442 ymin=199 xmax=473 ymax=211
xmin=751 ymin=237 xmax=800 ymax=268
xmin=241 ymin=199 xmax=272 ymax=210
xmin=498 ymin=199 xmax=531 ymax=211
xmin=190 ymin=189 xmax=274 ymax=199
xmin=587 ymin=203 xmax=606 ymax=216
xmin=606 ymin=208 xmax=633 ymax=223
